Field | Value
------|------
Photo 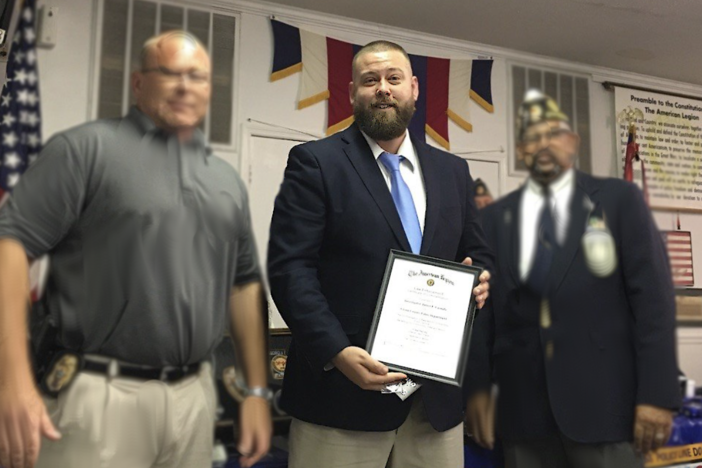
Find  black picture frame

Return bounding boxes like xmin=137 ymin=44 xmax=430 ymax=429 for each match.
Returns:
xmin=366 ymin=250 xmax=482 ymax=387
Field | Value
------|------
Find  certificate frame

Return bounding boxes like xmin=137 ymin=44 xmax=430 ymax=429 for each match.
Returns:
xmin=366 ymin=250 xmax=483 ymax=387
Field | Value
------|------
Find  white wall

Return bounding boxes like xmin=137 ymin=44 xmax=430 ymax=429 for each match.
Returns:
xmin=36 ymin=0 xmax=96 ymax=139
xmin=33 ymin=0 xmax=702 ymax=377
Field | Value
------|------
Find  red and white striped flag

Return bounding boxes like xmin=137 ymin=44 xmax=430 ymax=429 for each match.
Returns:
xmin=663 ymin=230 xmax=694 ymax=287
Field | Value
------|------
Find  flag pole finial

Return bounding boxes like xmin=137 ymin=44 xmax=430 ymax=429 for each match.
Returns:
xmin=617 ymin=106 xmax=644 ymax=127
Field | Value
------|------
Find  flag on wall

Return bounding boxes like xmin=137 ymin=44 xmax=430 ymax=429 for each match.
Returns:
xmin=623 ymin=123 xmax=638 ymax=182
xmin=269 ymin=18 xmax=494 ymax=149
xmin=270 ymin=20 xmax=302 ymax=81
xmin=1 ymin=0 xmax=41 ymax=201
xmin=663 ymin=230 xmax=694 ymax=287
xmin=469 ymin=59 xmax=494 ymax=112
xmin=0 ymin=0 xmax=48 ymax=301
xmin=623 ymin=123 xmax=649 ymax=204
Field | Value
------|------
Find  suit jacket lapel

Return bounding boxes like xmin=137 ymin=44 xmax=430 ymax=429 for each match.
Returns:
xmin=414 ymin=137 xmax=440 ymax=255
xmin=548 ymin=171 xmax=598 ymax=294
xmin=504 ymin=189 xmax=523 ymax=289
xmin=341 ymin=125 xmax=412 ymax=252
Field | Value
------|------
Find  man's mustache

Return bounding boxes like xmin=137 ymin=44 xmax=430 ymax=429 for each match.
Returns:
xmin=371 ymin=99 xmax=398 ymax=108
xmin=534 ymin=149 xmax=556 ymax=162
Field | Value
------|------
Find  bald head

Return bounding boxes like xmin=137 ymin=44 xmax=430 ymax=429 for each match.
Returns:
xmin=140 ymin=30 xmax=209 ymax=71
xmin=131 ymin=30 xmax=212 ymax=141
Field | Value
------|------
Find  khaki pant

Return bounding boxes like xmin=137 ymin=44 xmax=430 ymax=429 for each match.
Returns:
xmin=37 ymin=362 xmax=217 ymax=468
xmin=504 ymin=432 xmax=644 ymax=468
xmin=289 ymin=394 xmax=464 ymax=468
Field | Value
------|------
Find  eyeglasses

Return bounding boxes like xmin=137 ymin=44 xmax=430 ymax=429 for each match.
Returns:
xmin=521 ymin=128 xmax=570 ymax=146
xmin=141 ymin=66 xmax=210 ymax=85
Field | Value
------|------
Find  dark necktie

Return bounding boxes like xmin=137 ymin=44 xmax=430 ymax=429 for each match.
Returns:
xmin=526 ymin=187 xmax=557 ymax=296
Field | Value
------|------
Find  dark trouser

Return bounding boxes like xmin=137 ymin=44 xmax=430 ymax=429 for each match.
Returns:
xmin=504 ymin=431 xmax=643 ymax=468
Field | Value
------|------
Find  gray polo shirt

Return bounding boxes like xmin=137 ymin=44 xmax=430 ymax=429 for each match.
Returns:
xmin=0 ymin=107 xmax=260 ymax=366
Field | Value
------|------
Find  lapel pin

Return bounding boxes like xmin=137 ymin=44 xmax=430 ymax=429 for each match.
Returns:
xmin=582 ymin=209 xmax=617 ymax=278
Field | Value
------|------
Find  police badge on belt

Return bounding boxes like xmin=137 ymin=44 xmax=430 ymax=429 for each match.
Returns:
xmin=582 ymin=203 xmax=617 ymax=278
xmin=39 ymin=351 xmax=83 ymax=398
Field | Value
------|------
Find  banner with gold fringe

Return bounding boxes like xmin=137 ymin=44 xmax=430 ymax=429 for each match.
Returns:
xmin=270 ymin=18 xmax=494 ymax=149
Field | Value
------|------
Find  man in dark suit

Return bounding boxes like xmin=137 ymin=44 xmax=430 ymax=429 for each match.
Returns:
xmin=465 ymin=90 xmax=680 ymax=467
xmin=267 ymin=40 xmax=494 ymax=467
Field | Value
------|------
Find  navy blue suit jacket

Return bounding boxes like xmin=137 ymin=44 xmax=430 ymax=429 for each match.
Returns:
xmin=467 ymin=171 xmax=680 ymax=443
xmin=267 ymin=124 xmax=494 ymax=432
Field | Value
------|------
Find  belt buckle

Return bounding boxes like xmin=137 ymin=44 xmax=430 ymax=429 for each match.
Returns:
xmin=159 ymin=367 xmax=170 ymax=382
xmin=108 ymin=360 xmax=119 ymax=379
xmin=178 ymin=365 xmax=192 ymax=380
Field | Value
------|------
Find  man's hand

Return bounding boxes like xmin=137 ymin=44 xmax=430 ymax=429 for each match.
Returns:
xmin=237 ymin=396 xmax=272 ymax=468
xmin=634 ymin=404 xmax=673 ymax=454
xmin=475 ymin=195 xmax=494 ymax=210
xmin=0 ymin=384 xmax=61 ymax=468
xmin=332 ymin=347 xmax=407 ymax=391
xmin=465 ymin=390 xmax=495 ymax=450
xmin=229 ymin=281 xmax=271 ymax=467
xmin=462 ymin=257 xmax=491 ymax=309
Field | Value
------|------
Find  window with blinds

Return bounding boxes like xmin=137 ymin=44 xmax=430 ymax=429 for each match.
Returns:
xmin=510 ymin=65 xmax=592 ymax=174
xmin=97 ymin=0 xmax=237 ymax=145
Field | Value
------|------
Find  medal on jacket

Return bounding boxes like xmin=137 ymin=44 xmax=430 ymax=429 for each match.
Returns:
xmin=582 ymin=205 xmax=617 ymax=278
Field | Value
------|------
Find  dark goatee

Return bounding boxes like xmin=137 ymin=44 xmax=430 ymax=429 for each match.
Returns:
xmin=354 ymin=98 xmax=415 ymax=141
xmin=529 ymin=150 xmax=563 ymax=185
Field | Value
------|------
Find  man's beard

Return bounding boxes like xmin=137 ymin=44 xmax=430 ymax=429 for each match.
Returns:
xmin=529 ymin=149 xmax=563 ymax=185
xmin=353 ymin=97 xmax=415 ymax=141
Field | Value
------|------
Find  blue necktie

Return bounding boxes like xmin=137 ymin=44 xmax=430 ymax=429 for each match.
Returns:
xmin=526 ymin=187 xmax=557 ymax=296
xmin=379 ymin=152 xmax=422 ymax=254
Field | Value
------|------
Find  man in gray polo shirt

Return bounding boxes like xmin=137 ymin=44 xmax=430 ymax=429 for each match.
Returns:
xmin=0 ymin=31 xmax=271 ymax=468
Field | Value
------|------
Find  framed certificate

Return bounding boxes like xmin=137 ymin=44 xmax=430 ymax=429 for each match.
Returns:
xmin=366 ymin=250 xmax=482 ymax=387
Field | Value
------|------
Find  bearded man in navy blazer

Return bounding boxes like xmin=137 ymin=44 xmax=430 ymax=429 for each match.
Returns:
xmin=267 ymin=40 xmax=494 ymax=468
xmin=465 ymin=91 xmax=680 ymax=468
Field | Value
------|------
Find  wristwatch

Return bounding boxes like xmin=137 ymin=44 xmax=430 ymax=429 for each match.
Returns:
xmin=246 ymin=386 xmax=274 ymax=401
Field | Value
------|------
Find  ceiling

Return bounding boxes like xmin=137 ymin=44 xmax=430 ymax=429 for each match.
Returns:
xmin=260 ymin=0 xmax=702 ymax=87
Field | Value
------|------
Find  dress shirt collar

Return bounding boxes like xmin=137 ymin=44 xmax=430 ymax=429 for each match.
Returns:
xmin=361 ymin=130 xmax=418 ymax=170
xmin=127 ymin=106 xmax=211 ymax=157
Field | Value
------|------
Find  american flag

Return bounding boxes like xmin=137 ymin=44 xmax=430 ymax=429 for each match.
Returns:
xmin=623 ymin=124 xmax=638 ymax=183
xmin=622 ymin=124 xmax=649 ymax=204
xmin=662 ymin=230 xmax=694 ymax=287
xmin=0 ymin=0 xmax=48 ymax=300
xmin=1 ymin=0 xmax=41 ymax=203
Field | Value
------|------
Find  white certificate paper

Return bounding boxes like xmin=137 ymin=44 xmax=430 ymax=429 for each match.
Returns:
xmin=367 ymin=252 xmax=480 ymax=386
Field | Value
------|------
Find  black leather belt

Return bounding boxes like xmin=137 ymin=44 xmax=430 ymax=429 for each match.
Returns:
xmin=83 ymin=359 xmax=201 ymax=383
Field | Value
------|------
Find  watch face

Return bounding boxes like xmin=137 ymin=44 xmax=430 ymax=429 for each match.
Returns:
xmin=247 ymin=387 xmax=273 ymax=401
